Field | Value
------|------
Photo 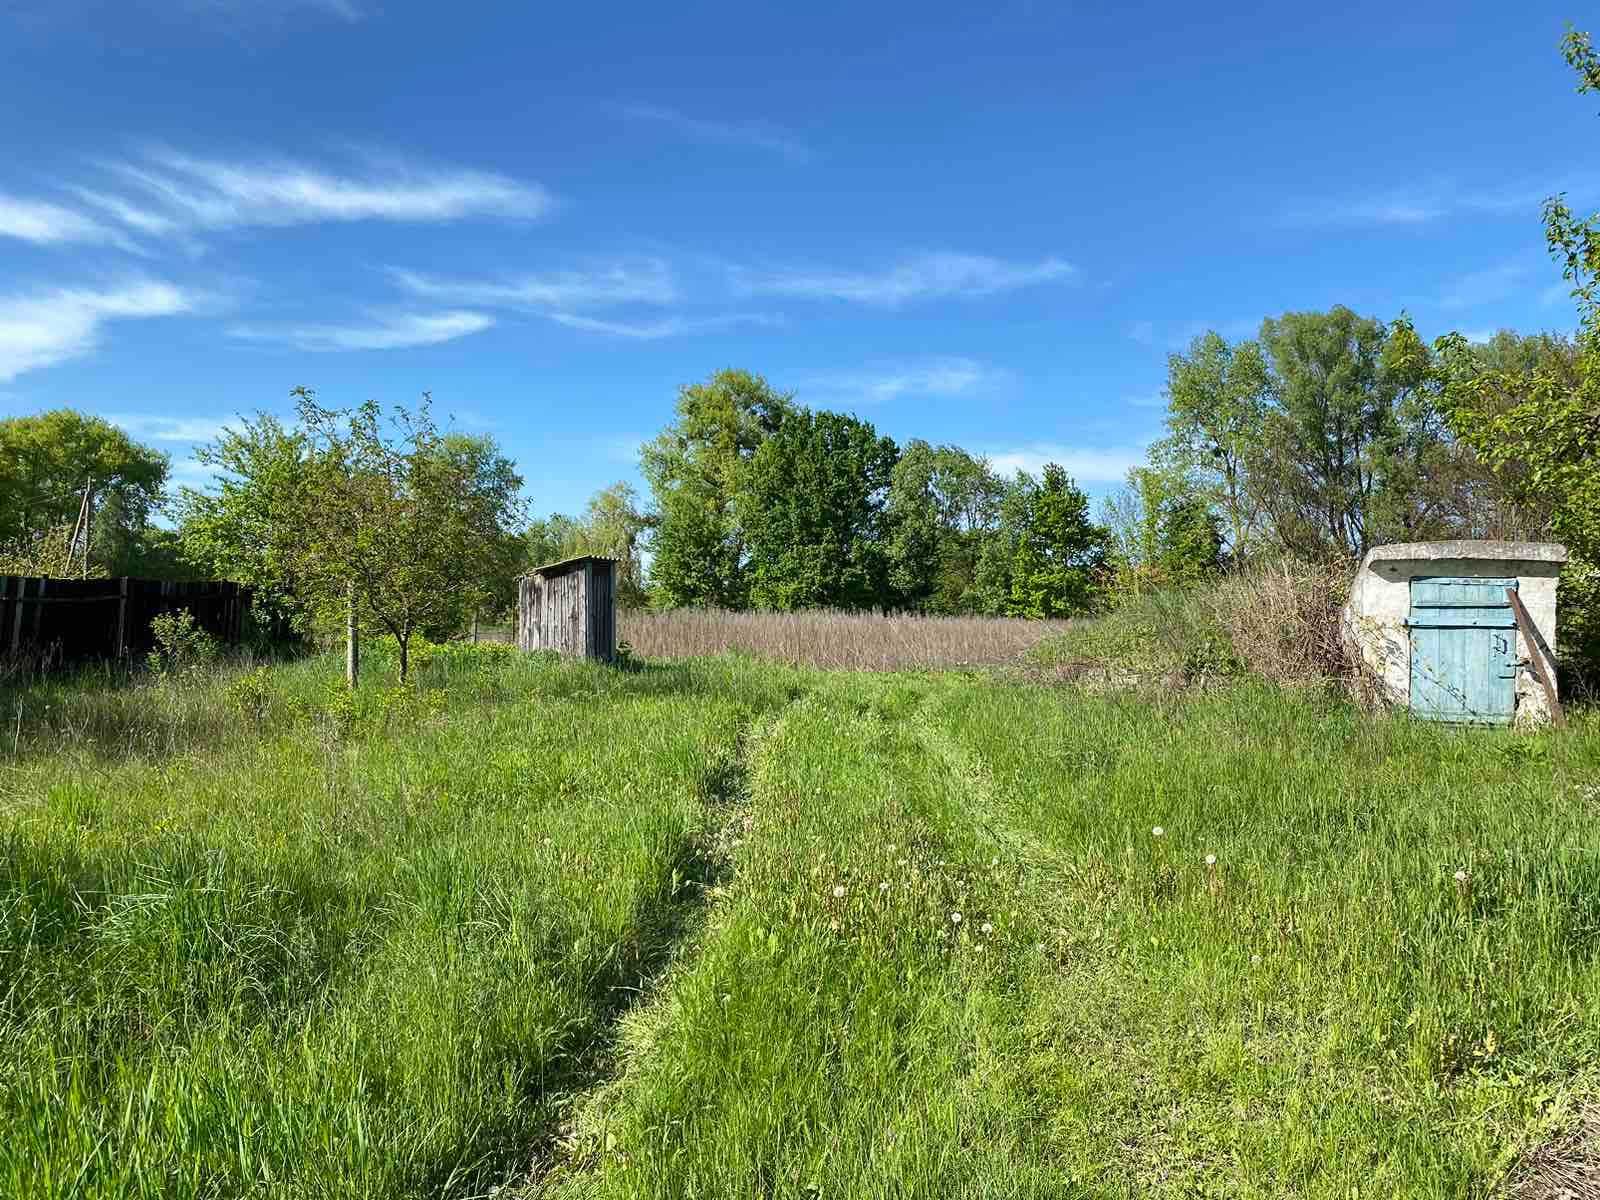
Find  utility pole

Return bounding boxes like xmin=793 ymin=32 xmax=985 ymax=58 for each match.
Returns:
xmin=67 ymin=477 xmax=93 ymax=577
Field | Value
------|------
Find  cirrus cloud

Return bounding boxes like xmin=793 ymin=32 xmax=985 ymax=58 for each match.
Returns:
xmin=0 ymin=280 xmax=192 ymax=382
xmin=227 ymin=309 xmax=494 ymax=352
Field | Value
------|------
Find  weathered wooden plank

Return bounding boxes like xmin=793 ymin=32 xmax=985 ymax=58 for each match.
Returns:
xmin=1506 ymin=587 xmax=1565 ymax=728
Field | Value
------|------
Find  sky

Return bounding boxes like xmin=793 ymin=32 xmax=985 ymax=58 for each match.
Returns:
xmin=0 ymin=0 xmax=1595 ymax=518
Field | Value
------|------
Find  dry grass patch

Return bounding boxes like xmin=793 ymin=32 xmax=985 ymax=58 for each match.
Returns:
xmin=1509 ymin=1107 xmax=1600 ymax=1200
xmin=619 ymin=608 xmax=1073 ymax=670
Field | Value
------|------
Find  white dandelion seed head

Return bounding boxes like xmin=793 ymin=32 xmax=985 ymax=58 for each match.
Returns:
xmin=1152 ymin=826 xmax=1165 ymax=838
xmin=878 ymin=881 xmax=890 ymax=892
xmin=980 ymin=922 xmax=994 ymax=935
xmin=1453 ymin=869 xmax=1470 ymax=883
xmin=1205 ymin=854 xmax=1217 ymax=867
xmin=1251 ymin=953 xmax=1262 ymax=965
xmin=832 ymin=884 xmax=846 ymax=898
xmin=950 ymin=911 xmax=962 ymax=925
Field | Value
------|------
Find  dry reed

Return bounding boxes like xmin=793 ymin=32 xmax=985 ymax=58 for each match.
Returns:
xmin=618 ymin=608 xmax=1074 ymax=670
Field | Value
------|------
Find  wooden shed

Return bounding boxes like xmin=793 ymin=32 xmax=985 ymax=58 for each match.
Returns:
xmin=516 ymin=556 xmax=617 ymax=661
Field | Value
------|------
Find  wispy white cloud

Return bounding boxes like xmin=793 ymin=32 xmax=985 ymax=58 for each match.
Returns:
xmin=732 ymin=251 xmax=1075 ymax=306
xmin=620 ymin=104 xmax=811 ymax=162
xmin=1438 ymin=262 xmax=1532 ymax=312
xmin=1286 ymin=174 xmax=1600 ymax=228
xmin=228 ymin=309 xmax=493 ymax=351
xmin=390 ymin=260 xmax=677 ymax=309
xmin=106 ymin=413 xmax=235 ymax=443
xmin=0 ymin=194 xmax=134 ymax=249
xmin=0 ymin=280 xmax=192 ymax=382
xmin=795 ymin=357 xmax=1000 ymax=405
xmin=106 ymin=149 xmax=550 ymax=231
xmin=984 ymin=442 xmax=1150 ymax=485
xmin=68 ymin=188 xmax=182 ymax=238
xmin=545 ymin=311 xmax=777 ymax=339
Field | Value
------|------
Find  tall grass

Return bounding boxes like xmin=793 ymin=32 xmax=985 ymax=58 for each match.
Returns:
xmin=620 ymin=608 xmax=1074 ymax=670
xmin=3 ymin=648 xmax=1598 ymax=1196
xmin=0 ymin=649 xmax=794 ymax=1199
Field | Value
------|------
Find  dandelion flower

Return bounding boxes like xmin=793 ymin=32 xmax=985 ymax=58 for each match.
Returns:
xmin=1152 ymin=826 xmax=1165 ymax=838
xmin=980 ymin=922 xmax=994 ymax=935
xmin=878 ymin=881 xmax=890 ymax=892
xmin=1205 ymin=853 xmax=1217 ymax=867
xmin=832 ymin=884 xmax=847 ymax=899
xmin=950 ymin=911 xmax=963 ymax=925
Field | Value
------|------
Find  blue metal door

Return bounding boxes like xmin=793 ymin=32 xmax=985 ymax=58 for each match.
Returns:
xmin=1408 ymin=577 xmax=1518 ymax=724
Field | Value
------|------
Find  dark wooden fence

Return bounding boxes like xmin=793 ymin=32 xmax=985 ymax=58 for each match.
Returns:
xmin=0 ymin=576 xmax=251 ymax=662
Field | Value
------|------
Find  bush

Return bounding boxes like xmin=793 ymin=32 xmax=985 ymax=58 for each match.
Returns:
xmin=146 ymin=610 xmax=220 ymax=682
xmin=1031 ymin=558 xmax=1356 ymax=692
xmin=1204 ymin=558 xmax=1354 ymax=690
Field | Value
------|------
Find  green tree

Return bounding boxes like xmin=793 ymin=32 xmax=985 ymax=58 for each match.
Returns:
xmin=1101 ymin=463 xmax=1223 ymax=598
xmin=641 ymin=369 xmax=794 ymax=608
xmin=1160 ymin=333 xmax=1271 ymax=557
xmin=739 ymin=408 xmax=898 ymax=611
xmin=0 ymin=410 xmax=169 ymax=575
xmin=884 ymin=441 xmax=1003 ymax=612
xmin=973 ymin=465 xmax=1108 ymax=617
xmin=182 ymin=391 xmax=525 ymax=682
xmin=176 ymin=413 xmax=314 ymax=631
xmin=1253 ymin=306 xmax=1415 ymax=558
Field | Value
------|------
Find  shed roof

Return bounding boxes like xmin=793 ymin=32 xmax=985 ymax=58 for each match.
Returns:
xmin=523 ymin=555 xmax=619 ymax=579
xmin=1360 ymin=540 xmax=1567 ymax=567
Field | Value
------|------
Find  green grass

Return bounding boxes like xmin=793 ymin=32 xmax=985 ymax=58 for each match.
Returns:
xmin=2 ymin=646 xmax=1598 ymax=1197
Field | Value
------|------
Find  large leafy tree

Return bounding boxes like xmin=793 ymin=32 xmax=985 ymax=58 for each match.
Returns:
xmin=973 ymin=465 xmax=1109 ymax=618
xmin=738 ymin=408 xmax=898 ymax=611
xmin=641 ymin=369 xmax=794 ymax=608
xmin=1160 ymin=333 xmax=1271 ymax=557
xmin=181 ymin=390 xmax=525 ymax=681
xmin=0 ymin=410 xmax=169 ymax=575
xmin=884 ymin=440 xmax=1004 ymax=612
xmin=1251 ymin=306 xmax=1444 ymax=558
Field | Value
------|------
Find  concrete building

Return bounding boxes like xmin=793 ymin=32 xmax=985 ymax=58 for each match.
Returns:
xmin=1342 ymin=540 xmax=1566 ymax=725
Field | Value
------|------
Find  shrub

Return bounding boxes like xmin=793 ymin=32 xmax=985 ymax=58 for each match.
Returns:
xmin=146 ymin=610 xmax=220 ymax=681
xmin=224 ymin=666 xmax=275 ymax=722
xmin=1204 ymin=558 xmax=1355 ymax=690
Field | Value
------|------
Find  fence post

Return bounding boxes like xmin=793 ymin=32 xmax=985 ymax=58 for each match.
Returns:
xmin=115 ymin=577 xmax=130 ymax=660
xmin=346 ymin=584 xmax=359 ymax=689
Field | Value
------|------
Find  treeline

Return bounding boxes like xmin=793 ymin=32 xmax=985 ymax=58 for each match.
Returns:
xmin=634 ymin=370 xmax=1108 ymax=618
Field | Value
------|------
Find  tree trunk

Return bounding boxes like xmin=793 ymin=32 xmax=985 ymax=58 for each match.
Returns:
xmin=397 ymin=633 xmax=410 ymax=684
xmin=345 ymin=585 xmax=359 ymax=689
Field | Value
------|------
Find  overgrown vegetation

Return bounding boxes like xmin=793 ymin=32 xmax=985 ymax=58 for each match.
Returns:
xmin=2 ymin=650 xmax=1597 ymax=1198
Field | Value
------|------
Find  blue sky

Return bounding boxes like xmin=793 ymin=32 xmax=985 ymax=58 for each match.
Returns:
xmin=0 ymin=0 xmax=1593 ymax=517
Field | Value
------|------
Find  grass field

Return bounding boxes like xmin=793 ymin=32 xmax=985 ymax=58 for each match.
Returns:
xmin=3 ymin=641 xmax=1599 ymax=1197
